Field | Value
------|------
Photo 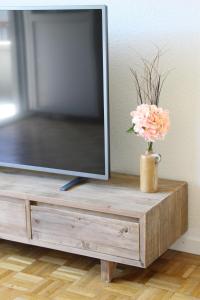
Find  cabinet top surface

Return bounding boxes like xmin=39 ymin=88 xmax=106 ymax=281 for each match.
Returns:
xmin=0 ymin=168 xmax=187 ymax=218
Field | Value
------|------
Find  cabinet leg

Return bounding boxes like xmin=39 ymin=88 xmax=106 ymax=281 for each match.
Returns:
xmin=101 ymin=260 xmax=117 ymax=283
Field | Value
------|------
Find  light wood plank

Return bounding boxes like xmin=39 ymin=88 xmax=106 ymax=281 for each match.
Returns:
xmin=31 ymin=204 xmax=140 ymax=260
xmin=0 ymin=168 xmax=187 ymax=218
xmin=0 ymin=197 xmax=27 ymax=239
xmin=25 ymin=200 xmax=32 ymax=239
xmin=143 ymin=183 xmax=188 ymax=267
xmin=101 ymin=260 xmax=117 ymax=283
xmin=0 ymin=168 xmax=188 ymax=279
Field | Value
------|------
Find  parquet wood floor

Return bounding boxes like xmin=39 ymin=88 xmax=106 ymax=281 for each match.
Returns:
xmin=0 ymin=240 xmax=199 ymax=299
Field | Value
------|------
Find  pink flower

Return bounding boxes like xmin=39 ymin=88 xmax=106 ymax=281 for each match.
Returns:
xmin=130 ymin=104 xmax=170 ymax=142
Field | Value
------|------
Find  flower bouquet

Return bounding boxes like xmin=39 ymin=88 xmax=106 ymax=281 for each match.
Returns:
xmin=127 ymin=51 xmax=170 ymax=192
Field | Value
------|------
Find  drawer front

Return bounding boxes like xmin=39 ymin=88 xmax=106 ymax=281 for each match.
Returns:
xmin=31 ymin=205 xmax=140 ymax=260
xmin=0 ymin=197 xmax=27 ymax=238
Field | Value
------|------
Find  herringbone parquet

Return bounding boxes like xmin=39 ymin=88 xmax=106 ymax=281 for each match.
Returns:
xmin=0 ymin=240 xmax=199 ymax=299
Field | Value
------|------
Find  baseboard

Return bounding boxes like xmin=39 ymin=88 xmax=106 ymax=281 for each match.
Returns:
xmin=171 ymin=236 xmax=200 ymax=255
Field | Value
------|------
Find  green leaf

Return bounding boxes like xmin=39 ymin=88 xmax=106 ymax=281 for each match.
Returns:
xmin=126 ymin=127 xmax=134 ymax=133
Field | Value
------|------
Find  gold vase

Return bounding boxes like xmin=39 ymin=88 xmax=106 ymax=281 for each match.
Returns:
xmin=140 ymin=151 xmax=161 ymax=193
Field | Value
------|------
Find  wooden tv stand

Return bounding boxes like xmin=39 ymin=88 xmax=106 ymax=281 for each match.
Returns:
xmin=0 ymin=169 xmax=188 ymax=282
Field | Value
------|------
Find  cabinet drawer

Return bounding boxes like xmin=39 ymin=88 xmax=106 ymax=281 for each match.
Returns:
xmin=31 ymin=204 xmax=140 ymax=260
xmin=0 ymin=197 xmax=27 ymax=238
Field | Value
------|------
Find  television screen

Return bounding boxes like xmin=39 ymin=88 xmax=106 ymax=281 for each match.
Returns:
xmin=0 ymin=7 xmax=109 ymax=179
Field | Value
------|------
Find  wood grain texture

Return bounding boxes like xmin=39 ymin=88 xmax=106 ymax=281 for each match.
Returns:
xmin=101 ymin=260 xmax=117 ymax=282
xmin=0 ymin=233 xmax=143 ymax=267
xmin=0 ymin=197 xmax=27 ymax=239
xmin=31 ymin=204 xmax=140 ymax=260
xmin=143 ymin=182 xmax=188 ymax=267
xmin=0 ymin=241 xmax=199 ymax=299
xmin=0 ymin=168 xmax=188 ymax=278
xmin=0 ymin=168 xmax=186 ymax=218
xmin=25 ymin=200 xmax=32 ymax=240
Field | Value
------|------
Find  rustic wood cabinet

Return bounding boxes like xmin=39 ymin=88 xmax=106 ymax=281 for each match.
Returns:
xmin=0 ymin=169 xmax=188 ymax=282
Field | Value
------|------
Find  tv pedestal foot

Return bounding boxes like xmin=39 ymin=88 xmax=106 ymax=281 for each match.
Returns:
xmin=101 ymin=260 xmax=117 ymax=283
xmin=60 ymin=176 xmax=87 ymax=191
xmin=0 ymin=169 xmax=188 ymax=283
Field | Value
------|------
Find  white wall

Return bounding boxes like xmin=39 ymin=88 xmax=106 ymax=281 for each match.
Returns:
xmin=1 ymin=0 xmax=200 ymax=254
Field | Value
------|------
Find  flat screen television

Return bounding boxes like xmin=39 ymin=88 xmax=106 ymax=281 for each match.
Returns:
xmin=0 ymin=6 xmax=109 ymax=181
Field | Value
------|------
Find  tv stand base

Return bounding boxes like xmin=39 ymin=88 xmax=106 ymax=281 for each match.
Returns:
xmin=0 ymin=169 xmax=188 ymax=282
xmin=60 ymin=176 xmax=87 ymax=191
